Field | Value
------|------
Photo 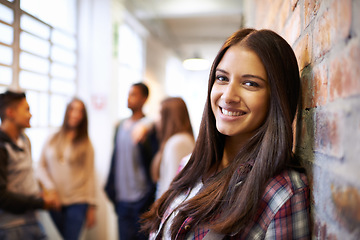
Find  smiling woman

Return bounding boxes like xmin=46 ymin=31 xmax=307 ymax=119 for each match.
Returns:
xmin=211 ymin=46 xmax=270 ymax=149
xmin=142 ymin=28 xmax=310 ymax=240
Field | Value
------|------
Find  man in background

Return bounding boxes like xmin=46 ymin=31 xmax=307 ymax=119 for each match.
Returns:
xmin=105 ymin=82 xmax=158 ymax=240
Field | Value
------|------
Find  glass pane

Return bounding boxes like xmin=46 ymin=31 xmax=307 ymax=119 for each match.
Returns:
xmin=50 ymin=94 xmax=67 ymax=127
xmin=26 ymin=90 xmax=49 ymax=128
xmin=0 ymin=23 xmax=13 ymax=45
xmin=25 ymin=128 xmax=51 ymax=163
xmin=52 ymin=30 xmax=76 ymax=50
xmin=21 ymin=0 xmax=77 ymax=34
xmin=19 ymin=70 xmax=49 ymax=91
xmin=20 ymin=52 xmax=49 ymax=74
xmin=0 ymin=3 xmax=13 ymax=24
xmin=0 ymin=45 xmax=12 ymax=65
xmin=20 ymin=32 xmax=50 ymax=57
xmin=39 ymin=92 xmax=49 ymax=126
xmin=0 ymin=66 xmax=12 ymax=85
xmin=51 ymin=78 xmax=75 ymax=95
xmin=21 ymin=14 xmax=50 ymax=39
xmin=50 ymin=63 xmax=75 ymax=79
xmin=51 ymin=46 xmax=76 ymax=66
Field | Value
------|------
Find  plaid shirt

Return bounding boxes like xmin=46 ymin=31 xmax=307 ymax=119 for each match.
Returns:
xmin=156 ymin=169 xmax=310 ymax=240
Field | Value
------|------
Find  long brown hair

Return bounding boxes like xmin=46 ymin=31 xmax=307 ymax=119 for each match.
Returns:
xmin=50 ymin=98 xmax=90 ymax=158
xmin=142 ymin=28 xmax=301 ymax=237
xmin=151 ymin=97 xmax=194 ymax=181
xmin=157 ymin=97 xmax=193 ymax=146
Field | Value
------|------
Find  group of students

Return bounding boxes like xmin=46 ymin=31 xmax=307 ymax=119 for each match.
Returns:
xmin=0 ymin=28 xmax=311 ymax=240
xmin=104 ymin=82 xmax=195 ymax=240
xmin=0 ymin=94 xmax=96 ymax=240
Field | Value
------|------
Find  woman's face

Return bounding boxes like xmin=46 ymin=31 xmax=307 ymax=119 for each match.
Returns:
xmin=210 ymin=44 xmax=270 ymax=141
xmin=67 ymin=100 xmax=84 ymax=129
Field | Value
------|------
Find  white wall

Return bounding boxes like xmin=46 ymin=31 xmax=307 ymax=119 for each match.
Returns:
xmin=77 ymin=0 xmax=118 ymax=239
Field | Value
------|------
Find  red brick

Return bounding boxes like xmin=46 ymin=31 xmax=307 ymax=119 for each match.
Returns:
xmin=315 ymin=111 xmax=343 ymax=158
xmin=320 ymin=223 xmax=327 ymax=240
xmin=311 ymin=62 xmax=328 ymax=107
xmin=327 ymin=234 xmax=337 ymax=240
xmin=304 ymin=0 xmax=322 ymax=28
xmin=329 ymin=39 xmax=360 ymax=101
xmin=313 ymin=220 xmax=324 ymax=239
xmin=313 ymin=0 xmax=352 ymax=58
xmin=283 ymin=5 xmax=301 ymax=46
xmin=294 ymin=33 xmax=312 ymax=71
xmin=331 ymin=186 xmax=360 ymax=231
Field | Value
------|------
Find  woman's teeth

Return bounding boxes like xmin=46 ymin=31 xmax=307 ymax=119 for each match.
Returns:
xmin=221 ymin=108 xmax=244 ymax=116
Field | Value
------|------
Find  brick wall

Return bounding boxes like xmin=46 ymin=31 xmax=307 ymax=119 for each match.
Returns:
xmin=245 ymin=0 xmax=360 ymax=239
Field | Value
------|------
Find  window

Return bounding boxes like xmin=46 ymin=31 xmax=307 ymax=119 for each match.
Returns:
xmin=0 ymin=0 xmax=78 ymax=161
xmin=117 ymin=23 xmax=144 ymax=119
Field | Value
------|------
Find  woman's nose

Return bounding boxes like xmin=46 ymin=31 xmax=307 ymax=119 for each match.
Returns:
xmin=222 ymin=82 xmax=241 ymax=104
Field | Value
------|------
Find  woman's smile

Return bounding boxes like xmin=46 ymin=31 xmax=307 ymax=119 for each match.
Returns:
xmin=211 ymin=44 xmax=270 ymax=139
xmin=220 ymin=107 xmax=246 ymax=117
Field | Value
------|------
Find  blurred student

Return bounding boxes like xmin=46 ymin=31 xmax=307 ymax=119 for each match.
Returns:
xmin=150 ymin=97 xmax=195 ymax=199
xmin=105 ymin=82 xmax=158 ymax=240
xmin=37 ymin=98 xmax=96 ymax=240
xmin=0 ymin=90 xmax=56 ymax=240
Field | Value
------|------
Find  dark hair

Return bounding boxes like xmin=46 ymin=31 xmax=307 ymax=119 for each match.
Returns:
xmin=158 ymin=97 xmax=193 ymax=144
xmin=151 ymin=97 xmax=194 ymax=182
xmin=132 ymin=82 xmax=149 ymax=98
xmin=50 ymin=98 xmax=89 ymax=145
xmin=48 ymin=98 xmax=90 ymax=163
xmin=142 ymin=28 xmax=301 ymax=237
xmin=0 ymin=90 xmax=26 ymax=121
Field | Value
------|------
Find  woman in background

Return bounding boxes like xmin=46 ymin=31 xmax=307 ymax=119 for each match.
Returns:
xmin=37 ymin=98 xmax=96 ymax=240
xmin=151 ymin=97 xmax=195 ymax=199
xmin=142 ymin=28 xmax=310 ymax=239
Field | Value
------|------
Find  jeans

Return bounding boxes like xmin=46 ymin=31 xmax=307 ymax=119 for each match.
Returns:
xmin=0 ymin=222 xmax=47 ymax=240
xmin=115 ymin=195 xmax=151 ymax=240
xmin=50 ymin=203 xmax=88 ymax=240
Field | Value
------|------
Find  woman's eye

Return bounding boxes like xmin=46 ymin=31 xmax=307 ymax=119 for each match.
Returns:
xmin=216 ymin=75 xmax=228 ymax=82
xmin=243 ymin=81 xmax=260 ymax=88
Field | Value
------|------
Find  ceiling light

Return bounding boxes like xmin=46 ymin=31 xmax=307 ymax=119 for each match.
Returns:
xmin=182 ymin=56 xmax=210 ymax=71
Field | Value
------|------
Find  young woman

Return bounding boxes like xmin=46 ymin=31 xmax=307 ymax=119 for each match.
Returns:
xmin=142 ymin=28 xmax=310 ymax=239
xmin=37 ymin=98 xmax=96 ymax=240
xmin=151 ymin=97 xmax=195 ymax=199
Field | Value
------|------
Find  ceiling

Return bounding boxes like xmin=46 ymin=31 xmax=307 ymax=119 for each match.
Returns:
xmin=123 ymin=0 xmax=245 ymax=62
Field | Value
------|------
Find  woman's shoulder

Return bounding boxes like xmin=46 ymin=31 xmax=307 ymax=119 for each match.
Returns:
xmin=262 ymin=169 xmax=309 ymax=204
xmin=269 ymin=169 xmax=308 ymax=190
xmin=176 ymin=153 xmax=192 ymax=174
xmin=166 ymin=132 xmax=194 ymax=146
xmin=240 ymin=170 xmax=310 ymax=239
